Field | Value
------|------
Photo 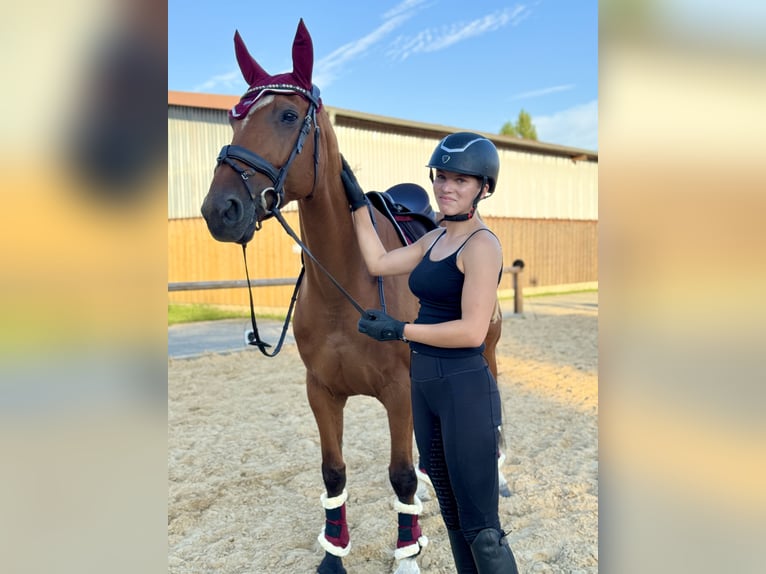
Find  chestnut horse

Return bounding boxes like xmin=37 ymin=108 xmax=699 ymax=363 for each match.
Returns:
xmin=201 ymin=20 xmax=502 ymax=574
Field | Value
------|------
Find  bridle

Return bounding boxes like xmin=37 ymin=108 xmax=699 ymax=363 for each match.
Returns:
xmin=216 ymin=83 xmax=322 ymax=235
xmin=214 ymin=83 xmax=368 ymax=356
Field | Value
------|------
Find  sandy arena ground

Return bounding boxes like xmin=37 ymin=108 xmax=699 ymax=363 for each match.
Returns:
xmin=168 ymin=294 xmax=598 ymax=573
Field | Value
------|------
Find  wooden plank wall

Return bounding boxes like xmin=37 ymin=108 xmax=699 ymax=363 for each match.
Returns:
xmin=169 ymin=215 xmax=597 ymax=310
xmin=489 ymin=216 xmax=598 ymax=292
xmin=168 ymin=213 xmax=303 ymax=312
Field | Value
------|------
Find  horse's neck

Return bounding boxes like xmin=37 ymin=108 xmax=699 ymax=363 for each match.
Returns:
xmin=297 ymin=176 xmax=362 ymax=287
xmin=294 ymin=119 xmax=367 ymax=297
xmin=297 ymin=184 xmax=349 ymax=242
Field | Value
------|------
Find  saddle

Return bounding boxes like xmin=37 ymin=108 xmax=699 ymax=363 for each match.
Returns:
xmin=366 ymin=183 xmax=438 ymax=245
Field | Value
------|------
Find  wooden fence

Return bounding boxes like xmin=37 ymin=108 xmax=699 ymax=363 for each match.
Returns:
xmin=168 ymin=215 xmax=597 ymax=312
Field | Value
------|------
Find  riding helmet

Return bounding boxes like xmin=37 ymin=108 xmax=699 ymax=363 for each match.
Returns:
xmin=427 ymin=132 xmax=500 ymax=196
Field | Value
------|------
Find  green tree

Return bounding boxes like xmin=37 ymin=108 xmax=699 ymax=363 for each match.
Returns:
xmin=500 ymin=109 xmax=538 ymax=140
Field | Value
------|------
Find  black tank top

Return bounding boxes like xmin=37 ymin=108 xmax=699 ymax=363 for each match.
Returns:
xmin=407 ymin=229 xmax=498 ymax=358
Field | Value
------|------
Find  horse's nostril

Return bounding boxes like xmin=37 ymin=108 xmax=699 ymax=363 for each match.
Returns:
xmin=222 ymin=197 xmax=243 ymax=225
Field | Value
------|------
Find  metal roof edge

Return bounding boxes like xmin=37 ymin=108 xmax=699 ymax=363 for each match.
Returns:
xmin=168 ymin=90 xmax=598 ymax=161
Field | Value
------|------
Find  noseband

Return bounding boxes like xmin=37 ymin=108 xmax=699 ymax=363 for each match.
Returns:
xmin=216 ymin=84 xmax=322 ymax=235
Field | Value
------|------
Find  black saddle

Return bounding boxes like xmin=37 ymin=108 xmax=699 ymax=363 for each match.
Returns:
xmin=366 ymin=183 xmax=438 ymax=245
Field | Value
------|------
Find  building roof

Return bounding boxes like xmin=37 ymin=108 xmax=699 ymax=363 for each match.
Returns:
xmin=168 ymin=90 xmax=597 ymax=163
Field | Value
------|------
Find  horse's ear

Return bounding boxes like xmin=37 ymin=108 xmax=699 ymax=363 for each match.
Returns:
xmin=290 ymin=19 xmax=314 ymax=88
xmin=234 ymin=30 xmax=268 ymax=86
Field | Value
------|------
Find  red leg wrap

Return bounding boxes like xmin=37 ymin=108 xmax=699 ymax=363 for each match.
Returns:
xmin=397 ymin=512 xmax=422 ymax=549
xmin=323 ymin=503 xmax=350 ymax=550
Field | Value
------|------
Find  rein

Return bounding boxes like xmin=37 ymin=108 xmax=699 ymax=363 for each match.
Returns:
xmin=271 ymin=207 xmax=366 ymax=317
xmin=241 ymin=243 xmax=304 ymax=356
xmin=218 ymin=84 xmax=369 ymax=356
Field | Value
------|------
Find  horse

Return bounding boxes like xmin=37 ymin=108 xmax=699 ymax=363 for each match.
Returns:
xmin=200 ymin=19 xmax=503 ymax=574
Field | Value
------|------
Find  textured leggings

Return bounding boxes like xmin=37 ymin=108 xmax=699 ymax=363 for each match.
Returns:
xmin=410 ymin=351 xmax=503 ymax=543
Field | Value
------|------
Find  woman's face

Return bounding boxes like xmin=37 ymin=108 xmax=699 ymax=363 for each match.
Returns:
xmin=432 ymin=169 xmax=484 ymax=216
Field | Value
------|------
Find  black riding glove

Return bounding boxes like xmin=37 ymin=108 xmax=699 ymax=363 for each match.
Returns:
xmin=340 ymin=155 xmax=368 ymax=212
xmin=358 ymin=309 xmax=407 ymax=342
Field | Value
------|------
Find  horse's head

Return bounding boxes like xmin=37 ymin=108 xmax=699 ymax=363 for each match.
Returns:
xmin=201 ymin=19 xmax=324 ymax=244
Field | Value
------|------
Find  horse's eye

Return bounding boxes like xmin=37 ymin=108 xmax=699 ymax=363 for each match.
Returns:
xmin=281 ymin=110 xmax=299 ymax=123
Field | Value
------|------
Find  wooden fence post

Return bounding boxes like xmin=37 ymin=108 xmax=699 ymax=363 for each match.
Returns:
xmin=510 ymin=259 xmax=525 ymax=314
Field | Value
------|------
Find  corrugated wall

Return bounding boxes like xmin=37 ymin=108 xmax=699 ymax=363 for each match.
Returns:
xmin=168 ymin=106 xmax=237 ymax=220
xmin=332 ymin=123 xmax=598 ymax=221
xmin=169 ymin=104 xmax=598 ymax=221
xmin=499 ymin=151 xmax=598 ymax=220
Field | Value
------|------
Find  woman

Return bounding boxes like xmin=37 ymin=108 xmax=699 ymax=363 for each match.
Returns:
xmin=341 ymin=132 xmax=519 ymax=573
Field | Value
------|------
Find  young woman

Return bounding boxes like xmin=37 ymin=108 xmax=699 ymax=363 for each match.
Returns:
xmin=341 ymin=132 xmax=519 ymax=573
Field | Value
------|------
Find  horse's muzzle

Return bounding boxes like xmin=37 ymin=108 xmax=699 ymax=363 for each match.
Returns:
xmin=201 ymin=190 xmax=255 ymax=244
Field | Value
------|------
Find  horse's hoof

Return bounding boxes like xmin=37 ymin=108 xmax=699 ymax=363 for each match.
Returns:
xmin=415 ymin=480 xmax=431 ymax=501
xmin=317 ymin=553 xmax=347 ymax=574
xmin=393 ymin=556 xmax=421 ymax=574
xmin=498 ymin=469 xmax=511 ymax=497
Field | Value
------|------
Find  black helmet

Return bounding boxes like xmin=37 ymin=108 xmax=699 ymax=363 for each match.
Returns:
xmin=427 ymin=132 xmax=500 ymax=196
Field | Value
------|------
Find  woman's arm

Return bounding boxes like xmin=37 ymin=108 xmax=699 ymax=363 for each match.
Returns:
xmin=351 ymin=207 xmax=433 ymax=276
xmin=341 ymin=156 xmax=429 ymax=276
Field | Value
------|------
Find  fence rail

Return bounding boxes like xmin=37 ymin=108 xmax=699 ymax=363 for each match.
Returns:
xmin=168 ymin=265 xmax=525 ymax=312
xmin=169 ymin=278 xmax=297 ymax=291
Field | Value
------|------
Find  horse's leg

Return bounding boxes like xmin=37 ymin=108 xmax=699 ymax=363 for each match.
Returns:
xmin=307 ymin=376 xmax=349 ymax=574
xmin=485 ymin=342 xmax=511 ymax=498
xmin=380 ymin=382 xmax=427 ymax=574
xmin=483 ymin=304 xmax=502 ymax=380
xmin=485 ymin=313 xmax=511 ymax=497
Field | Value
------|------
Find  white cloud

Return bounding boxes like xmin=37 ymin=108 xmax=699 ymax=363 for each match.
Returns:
xmin=191 ymin=69 xmax=244 ymax=93
xmin=388 ymin=5 xmax=530 ymax=61
xmin=383 ymin=0 xmax=430 ymax=19
xmin=534 ymin=100 xmax=598 ymax=151
xmin=313 ymin=14 xmax=410 ymax=87
xmin=313 ymin=1 xmax=434 ymax=87
xmin=190 ymin=2 xmax=533 ymax=94
xmin=193 ymin=2 xmax=428 ymax=93
xmin=511 ymin=84 xmax=575 ymax=100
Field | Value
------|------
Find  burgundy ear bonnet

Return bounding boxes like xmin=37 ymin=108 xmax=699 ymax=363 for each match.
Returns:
xmin=230 ymin=19 xmax=322 ymax=119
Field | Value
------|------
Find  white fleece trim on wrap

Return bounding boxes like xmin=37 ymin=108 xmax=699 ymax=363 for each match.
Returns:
xmin=318 ymin=530 xmax=351 ymax=557
xmin=394 ymin=536 xmax=429 ymax=560
xmin=393 ymin=495 xmax=423 ymax=515
xmin=320 ymin=488 xmax=348 ymax=509
xmin=393 ymin=495 xmax=428 ymax=560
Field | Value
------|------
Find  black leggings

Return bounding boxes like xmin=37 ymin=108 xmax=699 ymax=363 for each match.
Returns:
xmin=410 ymin=351 xmax=503 ymax=543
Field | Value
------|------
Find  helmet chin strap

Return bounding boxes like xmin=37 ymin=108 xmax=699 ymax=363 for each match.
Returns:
xmin=439 ymin=209 xmax=474 ymax=223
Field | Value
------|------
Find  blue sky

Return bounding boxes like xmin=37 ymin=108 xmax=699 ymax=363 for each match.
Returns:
xmin=169 ymin=1 xmax=598 ymax=151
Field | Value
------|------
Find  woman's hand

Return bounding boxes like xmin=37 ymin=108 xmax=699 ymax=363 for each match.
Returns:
xmin=340 ymin=156 xmax=368 ymax=212
xmin=358 ymin=309 xmax=407 ymax=342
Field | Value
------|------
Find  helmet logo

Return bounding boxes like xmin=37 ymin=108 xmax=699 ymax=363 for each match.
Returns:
xmin=441 ymin=154 xmax=450 ymax=164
